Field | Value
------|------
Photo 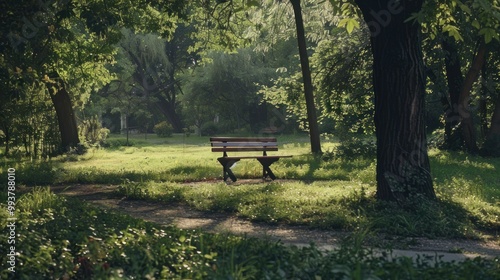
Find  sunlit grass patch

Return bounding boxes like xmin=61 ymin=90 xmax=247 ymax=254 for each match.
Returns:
xmin=117 ymin=180 xmax=376 ymax=230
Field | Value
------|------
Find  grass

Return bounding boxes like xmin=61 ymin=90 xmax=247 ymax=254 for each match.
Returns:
xmin=1 ymin=187 xmax=499 ymax=279
xmin=1 ymin=133 xmax=499 ymax=241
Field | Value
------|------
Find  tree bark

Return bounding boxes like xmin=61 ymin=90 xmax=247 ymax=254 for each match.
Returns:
xmin=290 ymin=0 xmax=322 ymax=154
xmin=457 ymin=41 xmax=488 ymax=154
xmin=441 ymin=38 xmax=464 ymax=150
xmin=355 ymin=0 xmax=435 ymax=202
xmin=48 ymin=85 xmax=80 ymax=152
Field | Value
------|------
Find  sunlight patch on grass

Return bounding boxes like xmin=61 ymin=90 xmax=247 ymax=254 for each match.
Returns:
xmin=118 ymin=180 xmax=374 ymax=230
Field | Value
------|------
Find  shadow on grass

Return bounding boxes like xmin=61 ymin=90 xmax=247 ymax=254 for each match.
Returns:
xmin=430 ymin=151 xmax=500 ymax=202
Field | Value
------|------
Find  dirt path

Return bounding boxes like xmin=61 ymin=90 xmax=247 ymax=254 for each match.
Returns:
xmin=50 ymin=184 xmax=500 ymax=262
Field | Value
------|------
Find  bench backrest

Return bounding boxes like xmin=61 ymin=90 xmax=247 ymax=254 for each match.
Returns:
xmin=210 ymin=137 xmax=278 ymax=156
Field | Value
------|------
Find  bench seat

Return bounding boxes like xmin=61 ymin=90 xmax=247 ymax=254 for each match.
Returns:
xmin=210 ymin=137 xmax=291 ymax=182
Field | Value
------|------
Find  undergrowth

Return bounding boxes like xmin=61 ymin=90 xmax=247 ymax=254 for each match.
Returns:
xmin=1 ymin=188 xmax=499 ymax=279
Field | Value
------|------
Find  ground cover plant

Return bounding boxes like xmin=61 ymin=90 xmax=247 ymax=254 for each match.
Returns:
xmin=1 ymin=187 xmax=499 ymax=279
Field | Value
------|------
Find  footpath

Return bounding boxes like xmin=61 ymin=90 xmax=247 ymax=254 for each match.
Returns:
xmin=50 ymin=184 xmax=500 ymax=263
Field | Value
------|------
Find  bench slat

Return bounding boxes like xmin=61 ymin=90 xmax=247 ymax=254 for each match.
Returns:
xmin=212 ymin=147 xmax=279 ymax=152
xmin=210 ymin=137 xmax=277 ymax=142
xmin=211 ymin=142 xmax=278 ymax=147
xmin=218 ymin=155 xmax=292 ymax=160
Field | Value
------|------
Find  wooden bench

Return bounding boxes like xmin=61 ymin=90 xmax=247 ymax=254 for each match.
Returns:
xmin=210 ymin=137 xmax=292 ymax=182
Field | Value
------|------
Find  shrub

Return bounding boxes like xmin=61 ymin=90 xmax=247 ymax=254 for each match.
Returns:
xmin=79 ymin=116 xmax=110 ymax=146
xmin=201 ymin=122 xmax=218 ymax=136
xmin=328 ymin=136 xmax=376 ymax=160
xmin=153 ymin=121 xmax=174 ymax=137
xmin=102 ymin=138 xmax=135 ymax=148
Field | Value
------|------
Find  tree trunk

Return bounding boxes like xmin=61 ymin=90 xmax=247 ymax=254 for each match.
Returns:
xmin=290 ymin=0 xmax=322 ymax=154
xmin=48 ymin=85 xmax=80 ymax=152
xmin=457 ymin=41 xmax=488 ymax=154
xmin=355 ymin=0 xmax=435 ymax=202
xmin=441 ymin=38 xmax=464 ymax=150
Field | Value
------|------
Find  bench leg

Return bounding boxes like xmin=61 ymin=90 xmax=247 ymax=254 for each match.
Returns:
xmin=257 ymin=158 xmax=280 ymax=180
xmin=217 ymin=158 xmax=240 ymax=182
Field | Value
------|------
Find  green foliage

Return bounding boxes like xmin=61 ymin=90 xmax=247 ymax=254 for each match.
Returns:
xmin=153 ymin=121 xmax=174 ymax=138
xmin=1 ymin=187 xmax=499 ymax=279
xmin=181 ymin=49 xmax=277 ymax=133
xmin=324 ymin=135 xmax=376 ymax=160
xmin=0 ymin=68 xmax=60 ymax=158
xmin=79 ymin=116 xmax=110 ymax=146
xmin=103 ymin=138 xmax=136 ymax=148
xmin=7 ymin=161 xmax=58 ymax=186
xmin=200 ymin=122 xmax=219 ymax=136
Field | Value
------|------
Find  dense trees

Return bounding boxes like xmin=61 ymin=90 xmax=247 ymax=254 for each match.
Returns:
xmin=0 ymin=0 xmax=185 ymax=155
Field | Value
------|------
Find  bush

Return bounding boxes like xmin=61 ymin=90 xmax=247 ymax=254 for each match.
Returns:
xmin=79 ymin=116 xmax=110 ymax=146
xmin=153 ymin=121 xmax=174 ymax=137
xmin=102 ymin=138 xmax=135 ymax=148
xmin=328 ymin=136 xmax=376 ymax=160
xmin=201 ymin=122 xmax=218 ymax=136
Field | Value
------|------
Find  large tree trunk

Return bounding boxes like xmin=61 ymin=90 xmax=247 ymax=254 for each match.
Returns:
xmin=355 ymin=0 xmax=435 ymax=202
xmin=290 ymin=0 xmax=322 ymax=154
xmin=457 ymin=41 xmax=488 ymax=154
xmin=441 ymin=38 xmax=464 ymax=150
xmin=48 ymin=85 xmax=80 ymax=152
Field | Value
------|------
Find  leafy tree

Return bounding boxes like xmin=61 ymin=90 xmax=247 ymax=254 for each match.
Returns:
xmin=419 ymin=0 xmax=500 ymax=154
xmin=0 ymin=0 xmax=186 ymax=153
xmin=311 ymin=27 xmax=374 ymax=136
xmin=190 ymin=0 xmax=323 ymax=153
xmin=116 ymin=28 xmax=194 ymax=132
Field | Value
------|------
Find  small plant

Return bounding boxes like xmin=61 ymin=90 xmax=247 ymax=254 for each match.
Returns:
xmin=153 ymin=121 xmax=174 ymax=137
xmin=182 ymin=127 xmax=194 ymax=137
xmin=330 ymin=136 xmax=376 ymax=160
